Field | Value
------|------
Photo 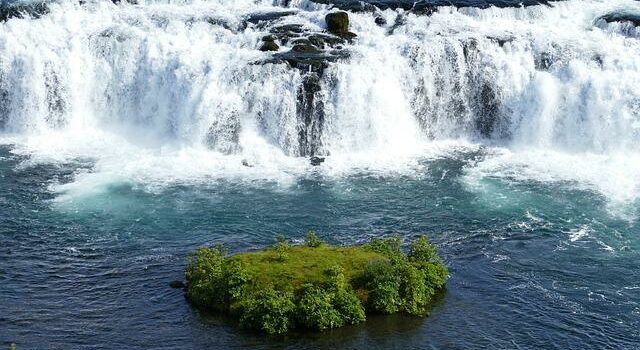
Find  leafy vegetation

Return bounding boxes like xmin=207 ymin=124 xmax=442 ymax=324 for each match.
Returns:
xmin=185 ymin=232 xmax=448 ymax=335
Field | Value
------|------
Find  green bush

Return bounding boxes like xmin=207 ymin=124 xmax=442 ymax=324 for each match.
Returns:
xmin=185 ymin=245 xmax=227 ymax=309
xmin=184 ymin=234 xmax=448 ymax=335
xmin=238 ymin=288 xmax=296 ymax=335
xmin=409 ymin=236 xmax=449 ymax=294
xmin=296 ymin=284 xmax=343 ymax=330
xmin=398 ymin=262 xmax=430 ymax=315
xmin=274 ymin=235 xmax=291 ymax=262
xmin=363 ymin=260 xmax=401 ymax=314
xmin=366 ymin=236 xmax=403 ymax=262
xmin=225 ymin=259 xmax=250 ymax=301
xmin=304 ymin=230 xmax=324 ymax=248
xmin=333 ymin=289 xmax=366 ymax=324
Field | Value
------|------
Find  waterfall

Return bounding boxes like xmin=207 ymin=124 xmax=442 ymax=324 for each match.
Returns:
xmin=1 ymin=0 xmax=639 ymax=206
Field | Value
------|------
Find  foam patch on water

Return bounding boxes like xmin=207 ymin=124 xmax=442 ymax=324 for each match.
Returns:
xmin=462 ymin=147 xmax=640 ymax=220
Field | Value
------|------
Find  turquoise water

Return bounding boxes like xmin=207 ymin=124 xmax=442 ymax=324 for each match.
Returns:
xmin=1 ymin=144 xmax=638 ymax=349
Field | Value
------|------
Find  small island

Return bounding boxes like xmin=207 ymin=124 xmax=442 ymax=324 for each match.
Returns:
xmin=185 ymin=232 xmax=448 ymax=335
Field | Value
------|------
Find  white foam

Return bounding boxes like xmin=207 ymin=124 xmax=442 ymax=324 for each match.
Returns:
xmin=0 ymin=0 xmax=639 ymax=217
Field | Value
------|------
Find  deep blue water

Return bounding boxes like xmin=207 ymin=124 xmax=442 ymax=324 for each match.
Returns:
xmin=1 ymin=144 xmax=638 ymax=349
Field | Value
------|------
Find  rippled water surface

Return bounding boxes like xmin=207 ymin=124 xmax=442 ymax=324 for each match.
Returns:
xmin=1 ymin=144 xmax=638 ymax=349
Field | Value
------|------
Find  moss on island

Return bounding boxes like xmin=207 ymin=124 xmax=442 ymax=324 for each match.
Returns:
xmin=185 ymin=232 xmax=448 ymax=335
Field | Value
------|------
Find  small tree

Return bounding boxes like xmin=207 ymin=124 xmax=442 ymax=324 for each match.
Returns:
xmin=304 ymin=230 xmax=324 ymax=248
xmin=274 ymin=235 xmax=291 ymax=262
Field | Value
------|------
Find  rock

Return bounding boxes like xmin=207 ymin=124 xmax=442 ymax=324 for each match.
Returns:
xmin=326 ymin=12 xmax=350 ymax=34
xmin=310 ymin=156 xmax=325 ymax=166
xmin=0 ymin=2 xmax=49 ymax=22
xmin=292 ymin=44 xmax=320 ymax=53
xmin=597 ymin=13 xmax=640 ymax=27
xmin=297 ymin=74 xmax=324 ymax=156
xmin=260 ymin=40 xmax=279 ymax=52
xmin=325 ymin=12 xmax=357 ymax=39
xmin=374 ymin=16 xmax=387 ymax=26
xmin=311 ymin=0 xmax=551 ymax=13
xmin=308 ymin=34 xmax=346 ymax=49
xmin=264 ymin=49 xmax=349 ymax=72
xmin=247 ymin=11 xmax=297 ymax=25
xmin=242 ymin=159 xmax=254 ymax=167
xmin=170 ymin=280 xmax=185 ymax=289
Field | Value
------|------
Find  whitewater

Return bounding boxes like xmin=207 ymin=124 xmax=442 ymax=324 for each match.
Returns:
xmin=0 ymin=0 xmax=638 ymax=218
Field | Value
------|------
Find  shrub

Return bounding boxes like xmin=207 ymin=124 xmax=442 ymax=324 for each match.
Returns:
xmin=324 ymin=265 xmax=347 ymax=290
xmin=409 ymin=235 xmax=449 ymax=291
xmin=184 ymin=234 xmax=448 ymax=335
xmin=238 ymin=288 xmax=296 ymax=335
xmin=296 ymin=285 xmax=343 ymax=330
xmin=225 ymin=259 xmax=250 ymax=301
xmin=366 ymin=236 xmax=404 ymax=263
xmin=398 ymin=262 xmax=429 ymax=315
xmin=333 ymin=289 xmax=366 ymax=324
xmin=304 ymin=230 xmax=324 ymax=248
xmin=274 ymin=235 xmax=291 ymax=262
xmin=363 ymin=260 xmax=401 ymax=314
xmin=185 ymin=245 xmax=227 ymax=309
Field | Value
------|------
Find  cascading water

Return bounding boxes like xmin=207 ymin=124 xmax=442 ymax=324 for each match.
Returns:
xmin=0 ymin=0 xmax=639 ymax=213
xmin=2 ymin=1 xmax=640 ymax=348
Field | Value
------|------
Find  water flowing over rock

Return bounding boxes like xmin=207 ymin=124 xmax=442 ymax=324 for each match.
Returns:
xmin=0 ymin=0 xmax=639 ymax=159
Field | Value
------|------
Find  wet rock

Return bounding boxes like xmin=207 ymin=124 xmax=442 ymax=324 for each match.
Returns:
xmin=374 ymin=16 xmax=387 ymax=26
xmin=308 ymin=34 xmax=346 ymax=49
xmin=311 ymin=0 xmax=551 ymax=13
xmin=169 ymin=280 xmax=185 ymax=289
xmin=388 ymin=14 xmax=407 ymax=35
xmin=326 ymin=12 xmax=350 ymax=34
xmin=310 ymin=156 xmax=325 ymax=166
xmin=486 ymin=35 xmax=514 ymax=47
xmin=292 ymin=44 xmax=320 ymax=53
xmin=265 ymin=49 xmax=349 ymax=72
xmin=260 ymin=39 xmax=279 ymax=52
xmin=272 ymin=24 xmax=305 ymax=35
xmin=242 ymin=159 xmax=254 ymax=167
xmin=269 ymin=24 xmax=306 ymax=44
xmin=247 ymin=10 xmax=297 ymax=25
xmin=597 ymin=13 xmax=640 ymax=27
xmin=475 ymin=83 xmax=499 ymax=137
xmin=0 ymin=2 xmax=49 ymax=22
xmin=326 ymin=11 xmax=357 ymax=39
xmin=297 ymin=74 xmax=325 ymax=157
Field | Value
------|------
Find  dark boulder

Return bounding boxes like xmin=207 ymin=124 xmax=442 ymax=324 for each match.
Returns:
xmin=310 ymin=156 xmax=325 ymax=166
xmin=597 ymin=13 xmax=640 ymax=27
xmin=260 ymin=39 xmax=279 ymax=52
xmin=374 ymin=16 xmax=387 ymax=26
xmin=326 ymin=11 xmax=350 ymax=34
xmin=265 ymin=49 xmax=349 ymax=72
xmin=325 ymin=11 xmax=357 ymax=39
xmin=247 ymin=11 xmax=297 ymax=25
xmin=292 ymin=44 xmax=320 ymax=53
xmin=308 ymin=33 xmax=345 ymax=49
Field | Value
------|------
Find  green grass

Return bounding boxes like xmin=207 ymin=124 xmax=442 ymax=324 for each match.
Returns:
xmin=231 ymin=245 xmax=387 ymax=290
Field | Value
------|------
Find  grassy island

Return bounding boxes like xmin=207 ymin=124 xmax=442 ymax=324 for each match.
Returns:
xmin=185 ymin=232 xmax=448 ymax=335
